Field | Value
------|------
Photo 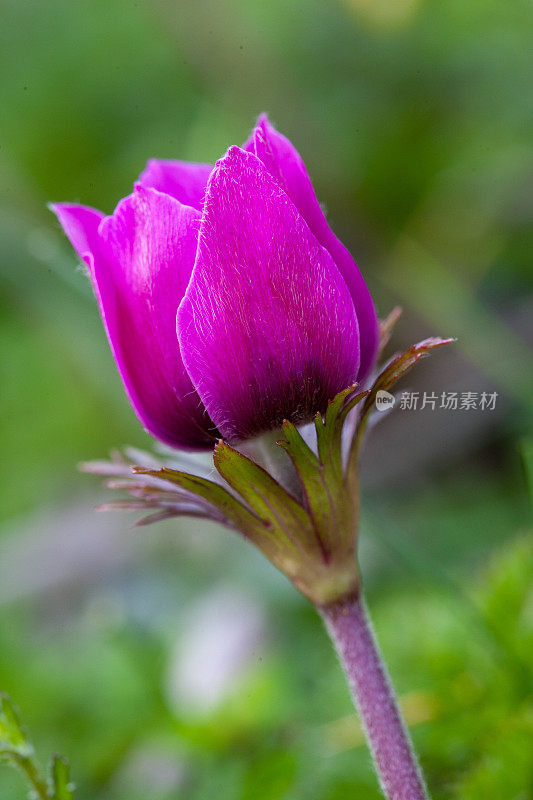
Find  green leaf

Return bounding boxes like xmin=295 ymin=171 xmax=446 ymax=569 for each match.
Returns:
xmin=0 ymin=693 xmax=33 ymax=759
xmin=212 ymin=441 xmax=359 ymax=604
xmin=133 ymin=467 xmax=265 ymax=533
xmin=278 ymin=386 xmax=367 ymax=558
xmin=279 ymin=422 xmax=342 ymax=559
xmin=0 ymin=692 xmax=75 ymax=799
xmin=50 ymin=755 xmax=75 ymax=800
xmin=315 ymin=385 xmax=369 ymax=485
xmin=213 ymin=441 xmax=315 ymax=550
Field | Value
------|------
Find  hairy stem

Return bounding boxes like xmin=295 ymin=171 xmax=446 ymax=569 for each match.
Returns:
xmin=10 ymin=753 xmax=49 ymax=799
xmin=320 ymin=594 xmax=429 ymax=800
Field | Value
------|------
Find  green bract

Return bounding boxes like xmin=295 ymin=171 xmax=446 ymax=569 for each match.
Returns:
xmin=85 ymin=331 xmax=452 ymax=606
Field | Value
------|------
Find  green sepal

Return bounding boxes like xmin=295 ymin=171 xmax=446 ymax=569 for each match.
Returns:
xmin=278 ymin=386 xmax=368 ymax=560
xmin=135 ymin=460 xmax=312 ymax=595
xmin=83 ymin=329 xmax=453 ymax=607
xmin=133 ymin=467 xmax=265 ymax=532
xmin=314 ymin=384 xmax=370 ymax=484
xmin=213 ymin=441 xmax=315 ymax=549
xmin=212 ymin=441 xmax=358 ymax=602
xmin=135 ymin=445 xmax=360 ymax=604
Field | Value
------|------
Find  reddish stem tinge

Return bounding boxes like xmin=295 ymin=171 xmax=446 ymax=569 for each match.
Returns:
xmin=320 ymin=595 xmax=429 ymax=800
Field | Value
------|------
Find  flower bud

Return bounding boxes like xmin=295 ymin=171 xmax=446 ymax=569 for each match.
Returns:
xmin=52 ymin=115 xmax=379 ymax=447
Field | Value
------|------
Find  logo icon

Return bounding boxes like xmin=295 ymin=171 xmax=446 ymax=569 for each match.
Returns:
xmin=375 ymin=390 xmax=395 ymax=412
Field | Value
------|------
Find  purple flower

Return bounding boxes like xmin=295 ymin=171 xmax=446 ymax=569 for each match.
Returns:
xmin=51 ymin=115 xmax=379 ymax=448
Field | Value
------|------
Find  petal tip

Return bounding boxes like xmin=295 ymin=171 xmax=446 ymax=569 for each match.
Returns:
xmin=49 ymin=202 xmax=105 ymax=266
xmin=222 ymin=143 xmax=246 ymax=162
xmin=48 ymin=201 xmax=81 ymax=222
xmin=255 ymin=111 xmax=270 ymax=127
xmin=132 ymin=181 xmax=152 ymax=200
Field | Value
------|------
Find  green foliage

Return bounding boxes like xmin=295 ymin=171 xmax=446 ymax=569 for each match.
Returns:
xmin=0 ymin=694 xmax=75 ymax=799
xmin=0 ymin=526 xmax=531 ymax=799
xmin=0 ymin=695 xmax=32 ymax=757
xmin=51 ymin=757 xmax=75 ymax=800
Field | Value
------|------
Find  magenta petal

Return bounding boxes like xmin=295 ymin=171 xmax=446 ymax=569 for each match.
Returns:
xmin=243 ymin=115 xmax=379 ymax=383
xmin=52 ymin=191 xmax=217 ymax=449
xmin=137 ymin=159 xmax=213 ymax=210
xmin=50 ymin=203 xmax=105 ymax=274
xmin=177 ymin=146 xmax=360 ymax=443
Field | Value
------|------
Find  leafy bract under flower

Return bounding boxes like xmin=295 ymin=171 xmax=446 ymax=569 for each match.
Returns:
xmin=83 ymin=335 xmax=452 ymax=605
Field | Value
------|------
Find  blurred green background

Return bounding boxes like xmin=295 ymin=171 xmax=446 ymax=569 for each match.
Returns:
xmin=1 ymin=0 xmax=532 ymax=797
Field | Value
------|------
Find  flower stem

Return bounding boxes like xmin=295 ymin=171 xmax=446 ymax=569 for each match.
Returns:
xmin=319 ymin=594 xmax=429 ymax=800
xmin=9 ymin=753 xmax=49 ymax=800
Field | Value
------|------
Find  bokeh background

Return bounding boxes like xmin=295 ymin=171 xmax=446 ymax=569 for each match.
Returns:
xmin=1 ymin=0 xmax=532 ymax=797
